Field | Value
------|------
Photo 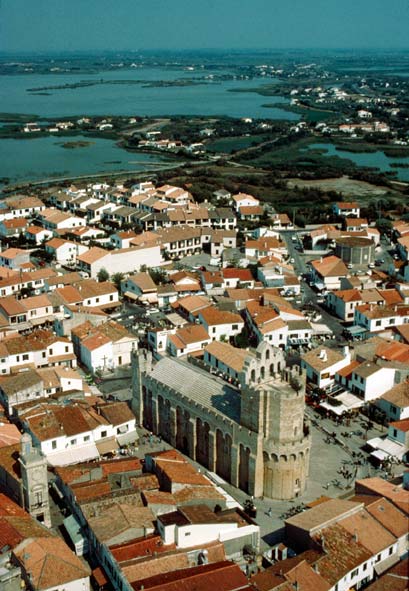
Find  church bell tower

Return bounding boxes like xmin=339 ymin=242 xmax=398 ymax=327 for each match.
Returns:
xmin=19 ymin=433 xmax=51 ymax=528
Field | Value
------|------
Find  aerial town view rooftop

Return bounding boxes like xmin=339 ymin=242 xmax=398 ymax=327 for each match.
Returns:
xmin=0 ymin=2 xmax=408 ymax=591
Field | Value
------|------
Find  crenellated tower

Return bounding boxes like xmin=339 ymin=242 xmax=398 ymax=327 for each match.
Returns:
xmin=240 ymin=343 xmax=311 ymax=500
xmin=131 ymin=343 xmax=153 ymax=425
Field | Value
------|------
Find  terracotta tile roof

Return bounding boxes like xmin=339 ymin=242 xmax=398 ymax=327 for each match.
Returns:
xmin=2 ymin=218 xmax=28 ymax=229
xmin=0 ymin=373 xmax=43 ymax=401
xmin=0 ymin=296 xmax=27 ymax=316
xmin=302 ymin=347 xmax=346 ymax=372
xmin=77 ymin=320 xmax=133 ymax=350
xmin=199 ymin=306 xmax=243 ymax=327
xmin=0 ymin=248 xmax=27 ymax=260
xmin=380 ymin=381 xmax=409 ymax=408
xmin=127 ymin=272 xmax=157 ymax=292
xmin=0 ymin=268 xmax=56 ymax=289
xmin=222 ymin=268 xmax=253 ymax=281
xmin=77 ymin=246 xmax=108 ymax=264
xmin=46 ymin=237 xmax=72 ymax=249
xmin=98 ymin=401 xmax=135 ymax=426
xmin=111 ymin=534 xmax=175 ymax=563
xmin=336 ymin=201 xmax=359 ymax=209
xmin=311 ymin=255 xmax=348 ymax=278
xmin=5 ymin=195 xmax=44 ymax=209
xmin=23 ymin=403 xmax=109 ymax=441
xmin=88 ymin=504 xmax=155 ymax=544
xmin=232 ymin=192 xmax=259 ymax=203
xmin=72 ymin=479 xmax=112 ymax=502
xmin=285 ymin=499 xmax=362 ymax=531
xmin=377 ymin=289 xmax=403 ymax=306
xmin=0 ymin=444 xmax=21 ymax=480
xmin=356 ymin=303 xmax=409 ymax=320
xmin=365 ymin=559 xmax=409 ymax=591
xmin=312 ymin=524 xmax=371 ymax=586
xmin=364 ymin=497 xmax=409 ymax=538
xmin=355 ymin=477 xmax=409 ymax=515
xmin=14 ymin=536 xmax=90 ymax=587
xmin=174 ymin=283 xmax=201 ymax=293
xmin=125 ymin=551 xmax=190 ymax=585
xmin=202 ymin=271 xmax=223 ymax=285
xmin=0 ymin=493 xmax=26 ymax=517
xmin=142 ymin=490 xmax=177 ymax=506
xmin=204 ymin=340 xmax=252 ymax=373
xmin=390 ymin=418 xmax=409 ymax=432
xmin=22 ymin=294 xmax=52 ymax=310
xmin=173 ymin=323 xmax=210 ymax=346
xmin=175 ymin=294 xmax=211 ymax=314
xmin=375 ymin=341 xmax=409 ymax=364
xmin=239 ymin=205 xmax=263 ymax=215
xmin=74 ymin=279 xmax=118 ymax=299
xmin=245 ymin=237 xmax=283 ymax=250
xmin=339 ymin=509 xmax=396 ymax=554
xmin=2 ymin=329 xmax=69 ymax=356
xmin=100 ymin=457 xmax=142 ymax=476
xmin=130 ymin=473 xmax=159 ymax=492
xmin=336 ymin=360 xmax=361 ymax=378
xmin=333 ymin=289 xmax=362 ymax=303
xmin=132 ymin=560 xmax=249 ymax=591
xmin=54 ymin=285 xmax=82 ymax=304
xmin=0 ymin=423 xmax=22 ymax=448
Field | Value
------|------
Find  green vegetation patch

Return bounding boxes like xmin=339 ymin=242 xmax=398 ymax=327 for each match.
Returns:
xmin=206 ymin=134 xmax=268 ymax=153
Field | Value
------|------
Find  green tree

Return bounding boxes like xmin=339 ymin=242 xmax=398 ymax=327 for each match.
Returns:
xmin=149 ymin=268 xmax=167 ymax=285
xmin=97 ymin=268 xmax=110 ymax=283
xmin=289 ymin=375 xmax=303 ymax=394
xmin=111 ymin=272 xmax=125 ymax=290
xmin=375 ymin=218 xmax=392 ymax=235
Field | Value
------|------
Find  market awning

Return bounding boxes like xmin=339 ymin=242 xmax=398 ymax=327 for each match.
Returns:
xmin=47 ymin=442 xmax=99 ymax=466
xmin=96 ymin=436 xmax=119 ymax=456
xmin=367 ymin=436 xmax=406 ymax=460
xmin=116 ymin=430 xmax=138 ymax=446
xmin=371 ymin=449 xmax=388 ymax=461
xmin=374 ymin=554 xmax=399 ymax=576
xmin=346 ymin=325 xmax=367 ymax=336
xmin=123 ymin=290 xmax=139 ymax=301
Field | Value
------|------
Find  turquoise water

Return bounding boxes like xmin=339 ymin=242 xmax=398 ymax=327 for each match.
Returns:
xmin=311 ymin=143 xmax=409 ymax=181
xmin=0 ymin=67 xmax=296 ymax=120
xmin=0 ymin=135 xmax=171 ymax=183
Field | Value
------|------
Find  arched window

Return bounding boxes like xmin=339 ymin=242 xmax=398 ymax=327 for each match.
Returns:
xmin=260 ymin=366 xmax=265 ymax=380
xmin=265 ymin=349 xmax=270 ymax=361
xmin=251 ymin=369 xmax=256 ymax=382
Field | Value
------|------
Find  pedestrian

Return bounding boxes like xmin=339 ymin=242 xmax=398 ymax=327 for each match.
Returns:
xmin=267 ymin=508 xmax=272 ymax=517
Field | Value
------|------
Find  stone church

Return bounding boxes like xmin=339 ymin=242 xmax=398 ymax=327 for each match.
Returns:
xmin=131 ymin=342 xmax=311 ymax=499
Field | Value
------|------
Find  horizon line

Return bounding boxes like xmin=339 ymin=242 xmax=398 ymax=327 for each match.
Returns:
xmin=2 ymin=47 xmax=409 ymax=55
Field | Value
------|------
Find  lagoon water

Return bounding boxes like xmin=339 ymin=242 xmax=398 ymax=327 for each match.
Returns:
xmin=311 ymin=143 xmax=409 ymax=181
xmin=0 ymin=66 xmax=298 ymax=184
xmin=0 ymin=135 xmax=171 ymax=183
xmin=0 ymin=67 xmax=295 ymax=120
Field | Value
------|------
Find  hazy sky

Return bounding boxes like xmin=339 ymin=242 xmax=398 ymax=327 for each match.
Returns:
xmin=2 ymin=0 xmax=409 ymax=53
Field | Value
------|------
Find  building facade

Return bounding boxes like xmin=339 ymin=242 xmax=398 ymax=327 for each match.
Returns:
xmin=131 ymin=342 xmax=311 ymax=500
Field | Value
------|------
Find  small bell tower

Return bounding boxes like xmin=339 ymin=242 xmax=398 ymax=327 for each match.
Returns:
xmin=19 ymin=433 xmax=51 ymax=528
